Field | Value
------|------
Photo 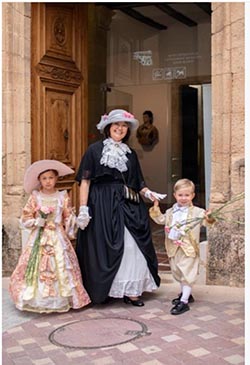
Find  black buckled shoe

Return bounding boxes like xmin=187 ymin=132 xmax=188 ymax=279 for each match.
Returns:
xmin=124 ymin=296 xmax=144 ymax=307
xmin=171 ymin=293 xmax=195 ymax=305
xmin=170 ymin=301 xmax=190 ymax=315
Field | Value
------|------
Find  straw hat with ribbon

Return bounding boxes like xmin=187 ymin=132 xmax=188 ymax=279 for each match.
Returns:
xmin=23 ymin=159 xmax=74 ymax=194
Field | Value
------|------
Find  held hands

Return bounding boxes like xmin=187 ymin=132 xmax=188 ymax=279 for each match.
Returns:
xmin=77 ymin=205 xmax=91 ymax=230
xmin=144 ymin=189 xmax=167 ymax=202
xmin=153 ymin=199 xmax=160 ymax=208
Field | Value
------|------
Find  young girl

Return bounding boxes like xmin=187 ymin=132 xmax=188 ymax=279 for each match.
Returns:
xmin=9 ymin=159 xmax=91 ymax=313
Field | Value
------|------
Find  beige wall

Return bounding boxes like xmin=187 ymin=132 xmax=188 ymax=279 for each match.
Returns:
xmin=208 ymin=2 xmax=245 ymax=286
xmin=2 ymin=3 xmax=32 ymax=275
xmin=107 ymin=83 xmax=171 ymax=201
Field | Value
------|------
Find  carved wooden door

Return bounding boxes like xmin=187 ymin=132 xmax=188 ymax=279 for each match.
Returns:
xmin=31 ymin=3 xmax=88 ymax=209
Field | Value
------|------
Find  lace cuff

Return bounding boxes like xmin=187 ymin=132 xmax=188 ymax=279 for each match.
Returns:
xmin=65 ymin=211 xmax=78 ymax=240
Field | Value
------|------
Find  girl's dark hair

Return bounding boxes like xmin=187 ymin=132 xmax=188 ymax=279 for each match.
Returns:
xmin=38 ymin=169 xmax=59 ymax=179
xmin=143 ymin=110 xmax=153 ymax=124
xmin=103 ymin=123 xmax=131 ymax=143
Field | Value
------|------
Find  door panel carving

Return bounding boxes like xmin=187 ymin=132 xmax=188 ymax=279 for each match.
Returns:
xmin=46 ymin=89 xmax=72 ymax=162
xmin=31 ymin=3 xmax=88 ymax=208
xmin=46 ymin=7 xmax=73 ymax=58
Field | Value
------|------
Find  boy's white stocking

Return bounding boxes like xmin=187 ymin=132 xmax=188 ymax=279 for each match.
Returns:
xmin=181 ymin=285 xmax=192 ymax=304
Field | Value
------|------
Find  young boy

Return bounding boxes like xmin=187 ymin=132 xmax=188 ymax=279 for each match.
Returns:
xmin=149 ymin=178 xmax=215 ymax=315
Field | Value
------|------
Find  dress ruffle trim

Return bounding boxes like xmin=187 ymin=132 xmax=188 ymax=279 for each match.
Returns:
xmin=109 ymin=277 xmax=158 ymax=298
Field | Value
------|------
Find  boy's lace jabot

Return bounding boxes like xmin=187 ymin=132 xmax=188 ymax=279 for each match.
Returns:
xmin=168 ymin=203 xmax=191 ymax=241
xmin=100 ymin=138 xmax=131 ymax=172
xmin=173 ymin=203 xmax=191 ymax=213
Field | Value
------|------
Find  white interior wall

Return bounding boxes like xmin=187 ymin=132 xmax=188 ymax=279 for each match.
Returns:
xmin=107 ymin=84 xmax=171 ymax=202
xmin=107 ymin=9 xmax=211 ymax=205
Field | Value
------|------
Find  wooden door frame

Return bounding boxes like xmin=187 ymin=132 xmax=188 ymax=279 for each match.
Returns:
xmin=170 ymin=75 xmax=211 ymax=207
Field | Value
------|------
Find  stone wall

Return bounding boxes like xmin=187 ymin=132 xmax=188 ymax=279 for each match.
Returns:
xmin=207 ymin=3 xmax=245 ymax=286
xmin=2 ymin=3 xmax=31 ymax=275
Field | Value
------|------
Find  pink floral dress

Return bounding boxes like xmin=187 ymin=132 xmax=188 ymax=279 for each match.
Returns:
xmin=9 ymin=190 xmax=91 ymax=313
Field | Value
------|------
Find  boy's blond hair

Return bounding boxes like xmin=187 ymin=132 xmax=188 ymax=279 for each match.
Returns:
xmin=173 ymin=178 xmax=195 ymax=193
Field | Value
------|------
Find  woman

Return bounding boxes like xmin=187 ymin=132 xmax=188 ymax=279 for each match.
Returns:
xmin=75 ymin=109 xmax=166 ymax=306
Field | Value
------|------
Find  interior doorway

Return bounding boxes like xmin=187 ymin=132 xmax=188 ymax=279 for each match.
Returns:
xmin=181 ymin=84 xmax=205 ymax=207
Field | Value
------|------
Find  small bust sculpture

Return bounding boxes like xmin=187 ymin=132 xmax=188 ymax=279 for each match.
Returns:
xmin=136 ymin=110 xmax=159 ymax=147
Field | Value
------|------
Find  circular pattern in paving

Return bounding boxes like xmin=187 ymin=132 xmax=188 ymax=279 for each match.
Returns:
xmin=49 ymin=317 xmax=150 ymax=349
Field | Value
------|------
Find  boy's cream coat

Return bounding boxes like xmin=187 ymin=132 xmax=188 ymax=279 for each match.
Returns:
xmin=149 ymin=205 xmax=207 ymax=258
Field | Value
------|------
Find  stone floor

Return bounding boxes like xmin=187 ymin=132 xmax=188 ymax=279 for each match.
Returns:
xmin=2 ymin=276 xmax=245 ymax=365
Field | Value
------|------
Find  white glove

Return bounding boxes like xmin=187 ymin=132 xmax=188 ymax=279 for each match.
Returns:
xmin=19 ymin=218 xmax=36 ymax=229
xmin=144 ymin=189 xmax=167 ymax=201
xmin=77 ymin=205 xmax=91 ymax=230
xmin=35 ymin=217 xmax=46 ymax=227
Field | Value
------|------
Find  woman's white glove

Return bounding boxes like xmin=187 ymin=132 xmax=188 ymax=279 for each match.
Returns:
xmin=144 ymin=189 xmax=167 ymax=201
xmin=77 ymin=205 xmax=91 ymax=230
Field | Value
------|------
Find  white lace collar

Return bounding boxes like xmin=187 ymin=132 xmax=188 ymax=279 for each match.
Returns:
xmin=100 ymin=138 xmax=131 ymax=172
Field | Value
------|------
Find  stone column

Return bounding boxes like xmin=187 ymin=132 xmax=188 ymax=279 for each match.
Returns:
xmin=2 ymin=3 xmax=31 ymax=275
xmin=208 ymin=3 xmax=244 ymax=286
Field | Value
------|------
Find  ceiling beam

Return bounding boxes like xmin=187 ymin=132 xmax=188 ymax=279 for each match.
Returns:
xmin=195 ymin=3 xmax=212 ymax=15
xmin=156 ymin=4 xmax=197 ymax=27
xmin=120 ymin=7 xmax=167 ymax=30
xmin=99 ymin=3 xmax=155 ymax=10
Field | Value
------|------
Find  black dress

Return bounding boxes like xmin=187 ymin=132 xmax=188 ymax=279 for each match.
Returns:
xmin=75 ymin=140 xmax=160 ymax=303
